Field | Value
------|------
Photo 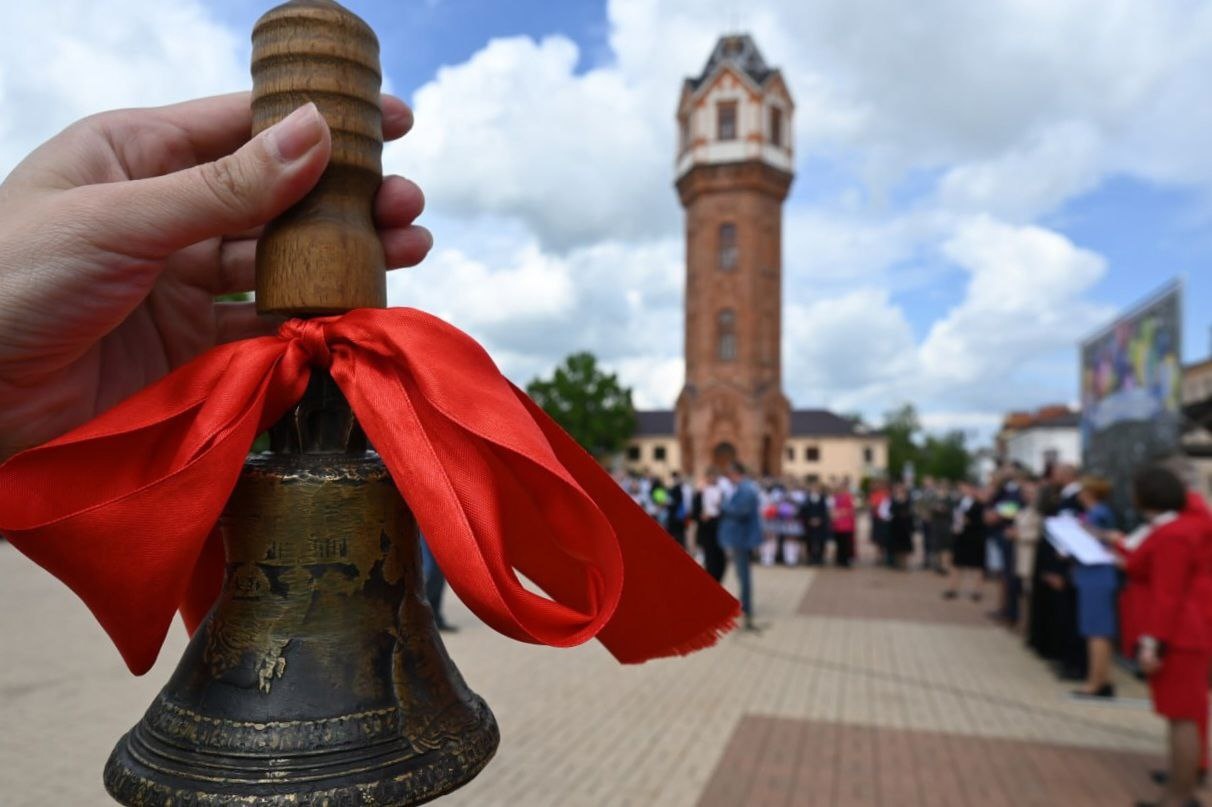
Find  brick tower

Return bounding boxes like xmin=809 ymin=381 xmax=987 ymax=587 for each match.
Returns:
xmin=675 ymin=34 xmax=794 ymax=478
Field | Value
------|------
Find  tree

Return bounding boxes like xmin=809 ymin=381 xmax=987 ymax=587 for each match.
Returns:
xmin=526 ymin=352 xmax=637 ymax=458
xmin=883 ymin=403 xmax=921 ymax=481
xmin=882 ymin=404 xmax=972 ymax=482
xmin=921 ymin=430 xmax=971 ymax=481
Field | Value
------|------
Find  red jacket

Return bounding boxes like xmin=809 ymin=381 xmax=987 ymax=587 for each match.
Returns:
xmin=833 ymin=492 xmax=856 ymax=533
xmin=1122 ymin=510 xmax=1212 ymax=652
xmin=1185 ymin=491 xmax=1212 ymax=631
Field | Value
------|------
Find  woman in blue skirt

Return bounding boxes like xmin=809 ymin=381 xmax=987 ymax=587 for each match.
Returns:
xmin=1072 ymin=476 xmax=1119 ymax=699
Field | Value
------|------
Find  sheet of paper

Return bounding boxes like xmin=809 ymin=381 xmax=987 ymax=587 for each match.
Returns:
xmin=1044 ymin=515 xmax=1116 ymax=566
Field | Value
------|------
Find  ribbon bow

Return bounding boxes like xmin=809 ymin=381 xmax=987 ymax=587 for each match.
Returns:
xmin=0 ymin=308 xmax=737 ymax=675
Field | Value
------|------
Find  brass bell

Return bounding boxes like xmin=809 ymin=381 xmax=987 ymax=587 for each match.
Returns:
xmin=103 ymin=2 xmax=498 ymax=803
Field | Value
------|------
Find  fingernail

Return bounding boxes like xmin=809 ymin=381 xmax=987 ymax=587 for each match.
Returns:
xmin=266 ymin=103 xmax=325 ymax=164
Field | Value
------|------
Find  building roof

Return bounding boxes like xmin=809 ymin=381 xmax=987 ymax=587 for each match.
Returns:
xmin=634 ymin=410 xmax=675 ymax=437
xmin=790 ymin=409 xmax=877 ymax=438
xmin=1186 ymin=357 xmax=1212 ymax=379
xmin=1030 ymin=411 xmax=1082 ymax=429
xmin=687 ymin=33 xmax=776 ymax=92
xmin=631 ymin=409 xmax=881 ymax=439
xmin=1002 ymin=405 xmax=1080 ymax=432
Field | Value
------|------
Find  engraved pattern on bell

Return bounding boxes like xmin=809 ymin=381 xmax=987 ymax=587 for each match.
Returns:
xmin=103 ymin=451 xmax=499 ymax=806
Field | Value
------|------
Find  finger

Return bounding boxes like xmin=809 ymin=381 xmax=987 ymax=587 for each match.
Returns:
xmin=77 ymin=103 xmax=332 ymax=260
xmin=214 ymin=301 xmax=280 ymax=344
xmin=220 ymin=173 xmax=420 ymax=247
xmin=381 ymin=225 xmax=433 ymax=269
xmin=374 ymin=175 xmax=425 ymax=230
xmin=113 ymin=92 xmax=255 ymax=167
xmin=217 ymin=238 xmax=257 ymax=295
xmin=381 ymin=95 xmax=414 ymax=140
xmin=230 ymin=170 xmax=422 ymax=242
xmin=75 ymin=92 xmax=408 ymax=186
xmin=223 ymin=224 xmax=265 ymax=243
xmin=109 ymin=92 xmax=412 ymax=166
xmin=215 ymin=222 xmax=428 ymax=295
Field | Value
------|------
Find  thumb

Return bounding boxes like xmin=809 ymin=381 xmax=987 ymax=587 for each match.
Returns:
xmin=79 ymin=103 xmax=331 ymax=258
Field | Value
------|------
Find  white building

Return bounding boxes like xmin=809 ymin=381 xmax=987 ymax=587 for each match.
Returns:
xmin=1182 ymin=358 xmax=1212 ymax=500
xmin=1000 ymin=407 xmax=1082 ymax=475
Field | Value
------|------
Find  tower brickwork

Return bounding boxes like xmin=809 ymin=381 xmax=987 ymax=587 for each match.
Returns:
xmin=674 ymin=34 xmax=794 ymax=477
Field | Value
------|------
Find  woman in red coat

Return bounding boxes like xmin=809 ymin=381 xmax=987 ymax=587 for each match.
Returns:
xmin=1113 ymin=467 xmax=1212 ymax=807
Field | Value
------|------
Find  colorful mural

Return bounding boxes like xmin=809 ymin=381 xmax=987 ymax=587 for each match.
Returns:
xmin=1081 ymin=282 xmax=1183 ymax=522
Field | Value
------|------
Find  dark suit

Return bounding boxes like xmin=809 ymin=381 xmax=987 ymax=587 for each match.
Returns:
xmin=721 ymin=479 xmax=761 ymax=617
xmin=799 ymin=493 xmax=831 ymax=565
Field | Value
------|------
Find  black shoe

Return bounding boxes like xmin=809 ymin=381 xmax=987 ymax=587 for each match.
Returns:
xmin=1071 ymin=684 xmax=1115 ymax=699
xmin=970 ymin=591 xmax=983 ymax=602
xmin=1150 ymin=768 xmax=1208 ymax=787
xmin=942 ymin=590 xmax=959 ymax=600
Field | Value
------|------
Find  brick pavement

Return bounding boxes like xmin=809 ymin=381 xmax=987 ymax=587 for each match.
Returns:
xmin=698 ymin=716 xmax=1161 ymax=807
xmin=798 ymin=565 xmax=995 ymax=627
xmin=0 ymin=541 xmax=1177 ymax=806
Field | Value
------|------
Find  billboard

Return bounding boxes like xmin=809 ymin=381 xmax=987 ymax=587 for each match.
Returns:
xmin=1081 ymin=280 xmax=1183 ymax=522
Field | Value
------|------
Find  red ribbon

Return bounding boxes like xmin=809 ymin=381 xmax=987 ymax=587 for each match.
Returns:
xmin=0 ymin=308 xmax=737 ymax=675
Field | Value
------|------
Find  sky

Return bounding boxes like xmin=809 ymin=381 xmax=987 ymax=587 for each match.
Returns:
xmin=1 ymin=0 xmax=1210 ymax=445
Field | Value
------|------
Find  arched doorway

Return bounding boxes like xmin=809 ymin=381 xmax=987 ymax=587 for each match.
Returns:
xmin=712 ymin=441 xmax=737 ymax=471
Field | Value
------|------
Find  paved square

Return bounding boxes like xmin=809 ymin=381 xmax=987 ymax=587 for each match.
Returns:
xmin=798 ymin=566 xmax=995 ymax=627
xmin=0 ymin=541 xmax=1180 ymax=805
xmin=697 ymin=715 xmax=1160 ymax=807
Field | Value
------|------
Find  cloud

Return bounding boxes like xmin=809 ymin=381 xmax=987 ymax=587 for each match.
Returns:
xmin=0 ymin=1 xmax=246 ymax=177
xmin=4 ymin=0 xmax=1208 ymax=445
xmin=783 ymin=288 xmax=918 ymax=409
xmin=778 ymin=217 xmax=1113 ymax=431
xmin=387 ymin=223 xmax=685 ymax=404
xmin=379 ymin=0 xmax=1212 ymax=436
xmin=936 ymin=122 xmax=1107 ymax=222
xmin=384 ymin=35 xmax=677 ymax=252
xmin=919 ymin=217 xmax=1113 ymax=396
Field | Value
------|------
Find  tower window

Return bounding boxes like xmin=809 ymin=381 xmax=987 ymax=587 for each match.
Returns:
xmin=627 ymin=445 xmax=641 ymax=461
xmin=653 ymin=445 xmax=667 ymax=461
xmin=717 ymin=101 xmax=737 ymax=141
xmin=769 ymin=106 xmax=783 ymax=147
xmin=863 ymin=446 xmax=874 ymax=464
xmin=717 ymin=222 xmax=738 ymax=271
xmin=679 ymin=117 xmax=690 ymax=151
xmin=717 ymin=309 xmax=737 ymax=362
xmin=805 ymin=446 xmax=821 ymax=462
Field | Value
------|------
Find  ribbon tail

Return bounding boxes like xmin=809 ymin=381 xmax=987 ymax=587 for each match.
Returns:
xmin=0 ymin=338 xmax=306 ymax=674
xmin=510 ymin=387 xmax=741 ymax=662
xmin=181 ymin=527 xmax=226 ymax=637
xmin=328 ymin=308 xmax=738 ymax=663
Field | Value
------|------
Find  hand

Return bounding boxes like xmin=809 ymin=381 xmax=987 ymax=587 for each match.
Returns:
xmin=1138 ymin=644 xmax=1162 ymax=676
xmin=1042 ymin=572 xmax=1066 ymax=591
xmin=0 ymin=94 xmax=430 ymax=460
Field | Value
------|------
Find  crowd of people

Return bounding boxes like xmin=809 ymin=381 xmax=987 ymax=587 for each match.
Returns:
xmin=618 ymin=467 xmax=861 ymax=633
xmin=620 ymin=459 xmax=1212 ymax=807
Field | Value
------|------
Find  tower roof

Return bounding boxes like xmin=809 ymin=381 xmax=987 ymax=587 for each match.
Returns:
xmin=687 ymin=34 xmax=775 ymax=91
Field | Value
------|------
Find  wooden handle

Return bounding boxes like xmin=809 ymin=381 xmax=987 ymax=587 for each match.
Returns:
xmin=251 ymin=0 xmax=386 ymax=316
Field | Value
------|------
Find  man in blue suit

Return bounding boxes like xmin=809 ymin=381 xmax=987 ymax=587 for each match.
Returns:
xmin=719 ymin=461 xmax=763 ymax=632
